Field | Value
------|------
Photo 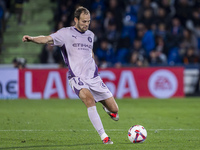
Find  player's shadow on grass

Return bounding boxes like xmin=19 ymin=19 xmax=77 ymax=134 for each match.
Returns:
xmin=0 ymin=143 xmax=101 ymax=149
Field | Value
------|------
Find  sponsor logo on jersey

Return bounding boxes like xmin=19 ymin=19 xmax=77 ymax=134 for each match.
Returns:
xmin=72 ymin=43 xmax=92 ymax=50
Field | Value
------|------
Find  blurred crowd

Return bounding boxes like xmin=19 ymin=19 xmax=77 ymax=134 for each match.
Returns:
xmin=0 ymin=0 xmax=27 ymax=55
xmin=50 ymin=0 xmax=200 ymax=68
xmin=2 ymin=0 xmax=200 ymax=68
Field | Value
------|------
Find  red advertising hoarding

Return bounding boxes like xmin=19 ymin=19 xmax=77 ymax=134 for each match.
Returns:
xmin=18 ymin=67 xmax=184 ymax=99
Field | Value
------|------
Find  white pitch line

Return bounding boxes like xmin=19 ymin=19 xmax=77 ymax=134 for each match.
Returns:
xmin=149 ymin=129 xmax=200 ymax=131
xmin=0 ymin=129 xmax=199 ymax=132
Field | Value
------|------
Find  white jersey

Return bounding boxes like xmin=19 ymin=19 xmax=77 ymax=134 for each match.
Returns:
xmin=50 ymin=26 xmax=98 ymax=80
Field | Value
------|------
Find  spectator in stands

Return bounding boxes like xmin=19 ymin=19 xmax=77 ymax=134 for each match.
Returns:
xmin=91 ymin=0 xmax=105 ymax=21
xmin=17 ymin=57 xmax=27 ymax=69
xmin=157 ymin=0 xmax=175 ymax=17
xmin=179 ymin=28 xmax=198 ymax=56
xmin=60 ymin=14 xmax=68 ymax=27
xmin=137 ymin=0 xmax=155 ymax=21
xmin=139 ymin=8 xmax=155 ymax=30
xmin=126 ymin=0 xmax=140 ymax=14
xmin=174 ymin=0 xmax=192 ymax=26
xmin=130 ymin=38 xmax=146 ymax=58
xmin=4 ymin=0 xmax=11 ymax=21
xmin=187 ymin=9 xmax=200 ymax=30
xmin=104 ymin=19 xmax=120 ymax=44
xmin=153 ymin=7 xmax=171 ymax=29
xmin=77 ymin=0 xmax=91 ymax=9
xmin=103 ymin=10 xmax=114 ymax=31
xmin=12 ymin=57 xmax=27 ymax=69
xmin=183 ymin=47 xmax=199 ymax=64
xmin=101 ymin=8 xmax=121 ymax=54
xmin=53 ymin=0 xmax=75 ymax=31
xmin=14 ymin=0 xmax=25 ymax=25
xmin=121 ymin=0 xmax=138 ymax=43
xmin=129 ymin=51 xmax=147 ymax=67
xmin=155 ymin=36 xmax=168 ymax=57
xmin=148 ymin=35 xmax=167 ymax=65
xmin=56 ymin=20 xmax=64 ymax=30
xmin=155 ymin=23 xmax=168 ymax=40
xmin=90 ymin=19 xmax=103 ymax=42
xmin=12 ymin=57 xmax=18 ymax=68
xmin=166 ymin=17 xmax=184 ymax=49
xmin=193 ymin=24 xmax=200 ymax=53
xmin=95 ymin=38 xmax=115 ymax=68
xmin=136 ymin=22 xmax=155 ymax=57
xmin=39 ymin=44 xmax=63 ymax=66
xmin=148 ymin=50 xmax=166 ymax=65
xmin=129 ymin=37 xmax=148 ymax=67
xmin=105 ymin=0 xmax=124 ymax=31
xmin=0 ymin=2 xmax=4 ymax=54
xmin=6 ymin=0 xmax=200 ymax=67
xmin=114 ymin=37 xmax=130 ymax=67
xmin=0 ymin=0 xmax=5 ymax=28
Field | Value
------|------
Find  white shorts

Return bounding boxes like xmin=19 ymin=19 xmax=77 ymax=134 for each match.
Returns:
xmin=69 ymin=76 xmax=113 ymax=102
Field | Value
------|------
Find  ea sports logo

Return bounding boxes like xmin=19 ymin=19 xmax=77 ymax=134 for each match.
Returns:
xmin=148 ymin=70 xmax=178 ymax=98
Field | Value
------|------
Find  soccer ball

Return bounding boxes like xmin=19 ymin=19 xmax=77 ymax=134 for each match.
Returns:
xmin=128 ymin=125 xmax=147 ymax=143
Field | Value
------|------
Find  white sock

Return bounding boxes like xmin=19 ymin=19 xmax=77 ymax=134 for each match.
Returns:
xmin=87 ymin=106 xmax=107 ymax=139
xmin=100 ymin=132 xmax=109 ymax=140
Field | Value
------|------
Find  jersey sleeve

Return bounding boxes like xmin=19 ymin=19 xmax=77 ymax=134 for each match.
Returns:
xmin=49 ymin=28 xmax=66 ymax=47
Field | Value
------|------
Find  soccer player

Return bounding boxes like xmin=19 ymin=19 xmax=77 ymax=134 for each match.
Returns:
xmin=22 ymin=6 xmax=119 ymax=144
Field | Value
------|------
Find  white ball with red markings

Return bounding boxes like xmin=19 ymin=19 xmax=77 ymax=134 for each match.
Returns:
xmin=128 ymin=125 xmax=147 ymax=143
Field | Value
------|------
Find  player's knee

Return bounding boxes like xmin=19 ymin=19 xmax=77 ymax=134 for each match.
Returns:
xmin=86 ymin=98 xmax=95 ymax=107
xmin=79 ymin=88 xmax=88 ymax=100
xmin=79 ymin=89 xmax=95 ymax=107
xmin=81 ymin=96 xmax=95 ymax=107
xmin=79 ymin=92 xmax=86 ymax=100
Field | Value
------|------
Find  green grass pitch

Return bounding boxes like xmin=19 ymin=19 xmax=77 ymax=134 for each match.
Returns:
xmin=0 ymin=98 xmax=199 ymax=150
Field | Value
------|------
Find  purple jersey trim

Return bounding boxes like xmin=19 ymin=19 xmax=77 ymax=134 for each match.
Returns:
xmin=93 ymin=64 xmax=99 ymax=78
xmin=74 ymin=87 xmax=80 ymax=97
xmin=74 ymin=27 xmax=85 ymax=34
xmin=60 ymin=45 xmax=75 ymax=79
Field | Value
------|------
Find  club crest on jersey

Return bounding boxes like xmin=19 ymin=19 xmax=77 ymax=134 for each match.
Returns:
xmin=88 ymin=37 xmax=92 ymax=43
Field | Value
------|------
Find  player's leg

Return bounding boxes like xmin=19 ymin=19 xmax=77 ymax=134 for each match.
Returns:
xmin=87 ymin=76 xmax=119 ymax=121
xmin=79 ymin=88 xmax=96 ymax=107
xmin=100 ymin=96 xmax=118 ymax=113
xmin=100 ymin=96 xmax=119 ymax=121
xmin=79 ymin=88 xmax=113 ymax=144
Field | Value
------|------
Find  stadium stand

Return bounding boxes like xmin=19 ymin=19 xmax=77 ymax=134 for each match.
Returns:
xmin=0 ymin=0 xmax=199 ymax=96
xmin=0 ymin=0 xmax=200 ymax=67
xmin=0 ymin=0 xmax=55 ymax=64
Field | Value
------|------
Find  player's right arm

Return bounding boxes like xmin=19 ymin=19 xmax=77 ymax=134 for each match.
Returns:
xmin=22 ymin=35 xmax=53 ymax=44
